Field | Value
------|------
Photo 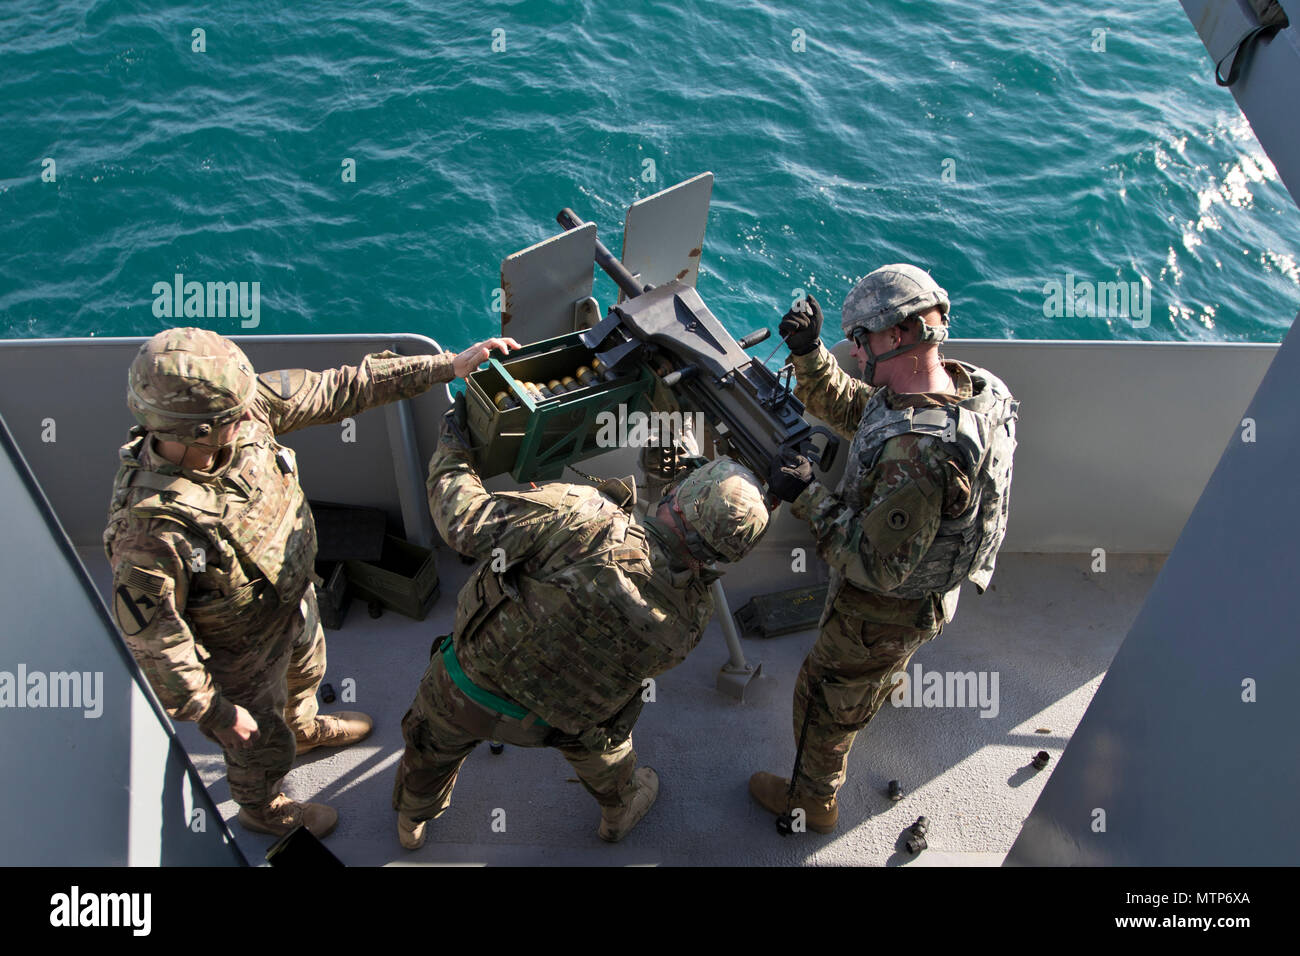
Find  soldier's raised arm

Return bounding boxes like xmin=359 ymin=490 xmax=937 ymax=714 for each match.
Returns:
xmin=107 ymin=520 xmax=239 ymax=736
xmin=790 ymin=343 xmax=874 ymax=439
xmin=779 ymin=296 xmax=872 ymax=438
xmin=426 ymin=408 xmax=561 ymax=562
xmin=792 ymin=433 xmax=950 ymax=593
xmin=258 ymin=338 xmax=519 ymax=435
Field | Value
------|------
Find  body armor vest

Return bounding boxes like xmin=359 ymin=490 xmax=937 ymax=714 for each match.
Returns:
xmin=451 ymin=484 xmax=701 ymax=735
xmin=838 ymin=361 xmax=1018 ymax=600
xmin=104 ymin=420 xmax=317 ymax=634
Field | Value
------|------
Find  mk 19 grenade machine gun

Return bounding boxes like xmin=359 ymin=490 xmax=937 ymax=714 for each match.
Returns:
xmin=464 ymin=172 xmax=838 ymax=494
xmin=462 ymin=173 xmax=841 ymax=698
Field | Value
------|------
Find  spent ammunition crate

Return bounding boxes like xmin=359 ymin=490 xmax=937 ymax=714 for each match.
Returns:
xmin=465 ymin=330 xmax=655 ymax=482
xmin=344 ymin=535 xmax=440 ymax=622
xmin=732 ymin=584 xmax=830 ymax=639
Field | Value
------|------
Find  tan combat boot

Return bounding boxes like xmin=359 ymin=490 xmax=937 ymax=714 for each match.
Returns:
xmin=748 ymin=771 xmax=838 ymax=833
xmin=397 ymin=813 xmax=427 ymax=850
xmin=295 ymin=711 xmax=374 ymax=755
xmin=598 ymin=767 xmax=660 ymax=843
xmin=237 ymin=793 xmax=339 ymax=839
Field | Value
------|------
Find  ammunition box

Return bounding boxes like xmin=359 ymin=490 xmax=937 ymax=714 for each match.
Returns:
xmin=315 ymin=559 xmax=352 ymax=630
xmin=309 ymin=500 xmax=387 ymax=563
xmin=464 ymin=330 xmax=655 ymax=482
xmin=344 ymin=535 xmax=440 ymax=622
xmin=732 ymin=584 xmax=830 ymax=639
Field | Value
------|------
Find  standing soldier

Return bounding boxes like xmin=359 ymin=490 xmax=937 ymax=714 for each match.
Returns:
xmin=104 ymin=327 xmax=517 ymax=839
xmin=752 ymin=265 xmax=1018 ymax=832
xmin=391 ymin=403 xmax=771 ymax=848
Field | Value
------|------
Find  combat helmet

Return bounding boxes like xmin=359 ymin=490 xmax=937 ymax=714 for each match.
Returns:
xmin=127 ymin=328 xmax=258 ymax=444
xmin=670 ymin=457 xmax=769 ymax=563
xmin=841 ymin=264 xmax=950 ymax=381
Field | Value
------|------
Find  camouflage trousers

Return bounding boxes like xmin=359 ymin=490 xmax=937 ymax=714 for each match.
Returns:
xmin=197 ymin=586 xmax=326 ymax=808
xmin=392 ymin=651 xmax=638 ymax=823
xmin=792 ymin=603 xmax=943 ymax=800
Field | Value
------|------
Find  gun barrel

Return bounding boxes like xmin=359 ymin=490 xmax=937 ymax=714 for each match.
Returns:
xmin=557 ymin=207 xmax=646 ymax=299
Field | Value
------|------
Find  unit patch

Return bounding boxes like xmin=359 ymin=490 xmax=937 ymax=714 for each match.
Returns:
xmin=113 ymin=567 xmax=168 ymax=636
xmin=258 ymin=368 xmax=307 ymax=400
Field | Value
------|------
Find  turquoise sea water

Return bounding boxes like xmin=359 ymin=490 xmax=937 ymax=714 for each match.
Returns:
xmin=2 ymin=0 xmax=1298 ymax=347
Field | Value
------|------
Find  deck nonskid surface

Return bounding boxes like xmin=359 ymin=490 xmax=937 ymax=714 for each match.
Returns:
xmin=81 ymin=547 xmax=1162 ymax=866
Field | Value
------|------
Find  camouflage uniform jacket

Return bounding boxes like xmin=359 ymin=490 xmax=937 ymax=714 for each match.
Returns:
xmin=427 ymin=431 xmax=716 ymax=734
xmin=789 ymin=343 xmax=974 ymax=626
xmin=104 ymin=351 xmax=454 ymax=732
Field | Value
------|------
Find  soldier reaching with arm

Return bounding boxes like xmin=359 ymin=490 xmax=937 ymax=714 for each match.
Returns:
xmin=750 ymin=265 xmax=1018 ymax=833
xmin=391 ymin=400 xmax=771 ymax=848
xmin=104 ymin=327 xmax=517 ymax=839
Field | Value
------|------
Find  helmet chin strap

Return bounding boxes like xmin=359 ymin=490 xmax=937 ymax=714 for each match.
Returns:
xmin=853 ymin=320 xmax=949 ymax=385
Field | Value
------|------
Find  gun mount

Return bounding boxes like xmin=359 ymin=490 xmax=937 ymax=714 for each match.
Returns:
xmin=554 ymin=205 xmax=839 ymax=488
xmin=468 ymin=174 xmax=839 ymax=500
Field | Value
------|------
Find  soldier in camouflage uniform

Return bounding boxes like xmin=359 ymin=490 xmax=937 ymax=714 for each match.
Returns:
xmin=391 ymin=406 xmax=770 ymax=848
xmin=104 ymin=327 xmax=517 ymax=839
xmin=752 ymin=265 xmax=1018 ymax=832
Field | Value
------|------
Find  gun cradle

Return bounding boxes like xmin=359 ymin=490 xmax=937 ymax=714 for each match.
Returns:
xmin=585 ymin=278 xmax=828 ymax=480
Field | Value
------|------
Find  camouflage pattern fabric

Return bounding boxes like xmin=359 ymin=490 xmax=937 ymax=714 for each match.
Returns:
xmin=198 ymin=590 xmax=327 ymax=807
xmin=392 ymin=652 xmax=637 ymax=823
xmin=104 ymin=333 xmax=454 ymax=807
xmin=840 ymin=264 xmax=949 ymax=336
xmin=673 ymin=457 xmax=770 ymax=563
xmin=789 ymin=343 xmax=973 ymax=620
xmin=788 ymin=341 xmax=874 ymax=438
xmin=425 ymin=430 xmax=719 ymax=734
xmin=780 ymin=343 xmax=973 ymax=798
xmin=396 ymin=426 xmax=731 ymax=817
xmin=127 ymin=329 xmax=259 ymax=444
xmin=793 ymin=602 xmax=943 ymax=800
xmin=254 ymin=349 xmax=454 ymax=435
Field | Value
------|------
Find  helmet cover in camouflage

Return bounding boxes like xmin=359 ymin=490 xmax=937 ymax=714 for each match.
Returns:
xmin=127 ymin=328 xmax=258 ymax=444
xmin=841 ymin=263 xmax=950 ymax=337
xmin=673 ymin=457 xmax=769 ymax=563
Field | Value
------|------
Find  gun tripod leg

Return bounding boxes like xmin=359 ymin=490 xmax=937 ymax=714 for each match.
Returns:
xmin=712 ymin=578 xmax=762 ymax=701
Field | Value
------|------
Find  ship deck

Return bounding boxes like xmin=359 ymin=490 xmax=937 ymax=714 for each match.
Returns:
xmin=80 ymin=545 xmax=1162 ymax=866
xmin=5 ymin=332 xmax=1258 ymax=867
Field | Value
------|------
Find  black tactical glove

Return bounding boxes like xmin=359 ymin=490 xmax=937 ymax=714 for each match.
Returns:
xmin=442 ymin=391 xmax=471 ymax=447
xmin=768 ymin=452 xmax=815 ymax=503
xmin=778 ymin=295 xmax=823 ymax=356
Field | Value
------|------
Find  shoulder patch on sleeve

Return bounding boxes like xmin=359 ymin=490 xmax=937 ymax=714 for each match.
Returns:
xmin=258 ymin=369 xmax=307 ymax=400
xmin=113 ymin=567 xmax=171 ymax=636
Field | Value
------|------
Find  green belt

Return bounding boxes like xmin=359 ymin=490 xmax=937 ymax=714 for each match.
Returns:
xmin=440 ymin=636 xmax=549 ymax=729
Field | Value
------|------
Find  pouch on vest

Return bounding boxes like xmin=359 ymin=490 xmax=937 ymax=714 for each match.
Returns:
xmin=453 ymin=558 xmax=523 ymax=645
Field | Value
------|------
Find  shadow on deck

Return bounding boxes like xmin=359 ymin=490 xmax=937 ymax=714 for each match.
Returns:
xmin=80 ymin=547 xmax=1162 ymax=866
